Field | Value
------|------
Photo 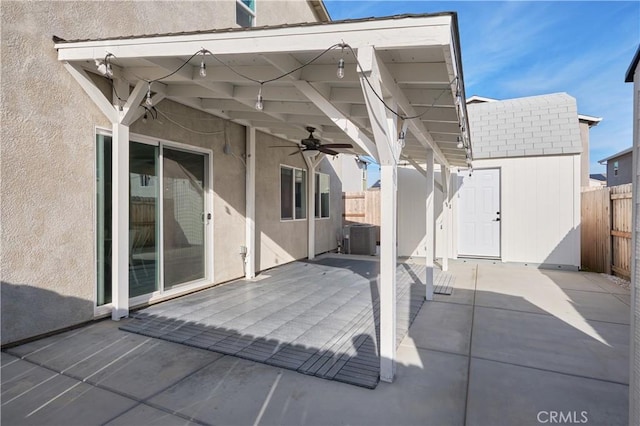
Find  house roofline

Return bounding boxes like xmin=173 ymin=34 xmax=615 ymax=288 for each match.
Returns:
xmin=598 ymin=147 xmax=633 ymax=164
xmin=578 ymin=114 xmax=602 ymax=127
xmin=625 ymin=45 xmax=640 ymax=83
xmin=307 ymin=0 xmax=331 ymax=22
xmin=53 ymin=12 xmax=455 ymax=45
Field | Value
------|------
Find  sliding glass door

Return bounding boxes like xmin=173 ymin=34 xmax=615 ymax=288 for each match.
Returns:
xmin=129 ymin=142 xmax=159 ymax=298
xmin=163 ymin=148 xmax=206 ymax=290
xmin=97 ymin=135 xmax=210 ymax=306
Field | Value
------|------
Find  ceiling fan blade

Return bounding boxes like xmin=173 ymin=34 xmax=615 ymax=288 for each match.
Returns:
xmin=289 ymin=150 xmax=302 ymax=156
xmin=270 ymin=145 xmax=299 ymax=148
xmin=318 ymin=147 xmax=339 ymax=156
xmin=321 ymin=143 xmax=353 ymax=149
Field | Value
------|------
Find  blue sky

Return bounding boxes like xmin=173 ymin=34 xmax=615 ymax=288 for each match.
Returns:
xmin=324 ymin=1 xmax=639 ymax=186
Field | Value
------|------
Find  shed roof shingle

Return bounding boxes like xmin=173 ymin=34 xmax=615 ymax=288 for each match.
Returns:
xmin=468 ymin=92 xmax=582 ymax=160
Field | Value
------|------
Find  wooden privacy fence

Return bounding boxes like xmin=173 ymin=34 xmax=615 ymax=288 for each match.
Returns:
xmin=343 ymin=190 xmax=381 ymax=242
xmin=581 ymin=183 xmax=632 ymax=279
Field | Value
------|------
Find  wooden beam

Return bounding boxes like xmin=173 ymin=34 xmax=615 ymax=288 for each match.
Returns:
xmin=121 ymin=80 xmax=148 ymax=126
xmin=63 ymin=62 xmax=118 ymax=123
xmin=372 ymin=50 xmax=450 ymax=168
xmin=56 ymin=15 xmax=452 ymax=60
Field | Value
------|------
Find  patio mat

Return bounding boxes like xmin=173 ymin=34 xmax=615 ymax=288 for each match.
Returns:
xmin=434 ymin=271 xmax=455 ymax=295
xmin=120 ymin=257 xmax=426 ymax=389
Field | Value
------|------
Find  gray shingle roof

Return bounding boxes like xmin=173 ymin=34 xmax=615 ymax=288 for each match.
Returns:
xmin=467 ymin=92 xmax=582 ymax=160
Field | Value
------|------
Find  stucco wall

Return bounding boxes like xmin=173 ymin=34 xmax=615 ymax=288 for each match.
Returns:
xmin=130 ymin=99 xmax=247 ymax=284
xmin=254 ymin=133 xmax=342 ymax=271
xmin=579 ymin=121 xmax=591 ymax=187
xmin=0 ymin=0 xmax=320 ymax=344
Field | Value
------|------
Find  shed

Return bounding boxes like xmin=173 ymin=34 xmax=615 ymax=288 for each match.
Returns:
xmin=398 ymin=92 xmax=585 ymax=269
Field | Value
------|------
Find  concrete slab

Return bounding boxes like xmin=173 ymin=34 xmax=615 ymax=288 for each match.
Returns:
xmin=614 ymin=293 xmax=631 ymax=306
xmin=1 ymin=355 xmax=138 ymax=426
xmin=149 ymin=345 xmax=468 ymax=426
xmin=582 ymin=273 xmax=632 ymax=295
xmin=466 ymin=357 xmax=628 ymax=426
xmin=472 ymin=306 xmax=629 ymax=384
xmin=404 ymin=301 xmax=472 ymax=355
xmin=105 ymin=403 xmax=199 ymax=426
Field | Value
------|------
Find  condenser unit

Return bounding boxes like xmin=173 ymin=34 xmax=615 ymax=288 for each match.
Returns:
xmin=348 ymin=224 xmax=377 ymax=255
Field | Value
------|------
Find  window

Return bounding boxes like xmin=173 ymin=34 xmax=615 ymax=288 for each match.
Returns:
xmin=236 ymin=0 xmax=255 ymax=27
xmin=280 ymin=166 xmax=306 ymax=220
xmin=614 ymin=161 xmax=619 ymax=176
xmin=315 ymin=172 xmax=330 ymax=218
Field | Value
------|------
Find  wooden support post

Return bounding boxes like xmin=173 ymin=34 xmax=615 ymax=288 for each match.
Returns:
xmin=111 ymin=122 xmax=130 ymax=320
xmin=245 ymin=127 xmax=256 ymax=278
xmin=357 ymin=45 xmax=400 ymax=383
xmin=379 ymin=163 xmax=397 ymax=382
xmin=442 ymin=167 xmax=451 ymax=272
xmin=303 ymin=154 xmax=322 ymax=260
xmin=425 ymin=149 xmax=435 ymax=300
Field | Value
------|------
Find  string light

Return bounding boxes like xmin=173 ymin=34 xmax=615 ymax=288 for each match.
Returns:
xmin=337 ymin=58 xmax=345 ymax=79
xmin=101 ymin=41 xmax=468 ymax=147
xmin=457 ymin=136 xmax=463 ymax=149
xmin=255 ymin=84 xmax=264 ymax=111
xmin=199 ymin=50 xmax=207 ymax=78
xmin=145 ymin=82 xmax=153 ymax=106
xmin=398 ymin=130 xmax=406 ymax=148
xmin=142 ymin=112 xmax=148 ymax=124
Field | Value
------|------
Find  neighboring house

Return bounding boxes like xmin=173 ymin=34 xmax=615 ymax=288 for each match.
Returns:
xmin=589 ymin=173 xmax=607 ymax=187
xmin=1 ymin=1 xmax=470 ymax=383
xmin=340 ymin=155 xmax=370 ymax=192
xmin=397 ymin=93 xmax=590 ymax=269
xmin=598 ymin=147 xmax=633 ymax=186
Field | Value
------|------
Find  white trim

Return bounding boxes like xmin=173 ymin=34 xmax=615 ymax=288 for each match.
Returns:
xmin=425 ymin=149 xmax=435 ymax=301
xmin=55 ymin=16 xmax=452 ymax=58
xmin=245 ymin=126 xmax=256 ymax=278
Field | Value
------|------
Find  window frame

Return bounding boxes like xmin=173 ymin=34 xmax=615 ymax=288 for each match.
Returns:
xmin=315 ymin=171 xmax=331 ymax=219
xmin=280 ymin=165 xmax=307 ymax=222
xmin=236 ymin=0 xmax=256 ymax=28
xmin=613 ymin=160 xmax=619 ymax=176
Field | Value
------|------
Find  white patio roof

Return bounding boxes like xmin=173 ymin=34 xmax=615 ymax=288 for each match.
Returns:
xmin=54 ymin=13 xmax=471 ymax=167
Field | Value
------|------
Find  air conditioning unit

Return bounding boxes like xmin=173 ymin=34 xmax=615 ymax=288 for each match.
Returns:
xmin=348 ymin=224 xmax=377 ymax=255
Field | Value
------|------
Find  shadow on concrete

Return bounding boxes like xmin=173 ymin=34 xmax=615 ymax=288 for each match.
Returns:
xmin=1 ymin=281 xmax=94 ymax=347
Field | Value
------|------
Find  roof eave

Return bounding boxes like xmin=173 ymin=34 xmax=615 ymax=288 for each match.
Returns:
xmin=625 ymin=45 xmax=640 ymax=83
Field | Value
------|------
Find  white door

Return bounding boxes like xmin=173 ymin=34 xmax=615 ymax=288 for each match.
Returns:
xmin=458 ymin=168 xmax=501 ymax=257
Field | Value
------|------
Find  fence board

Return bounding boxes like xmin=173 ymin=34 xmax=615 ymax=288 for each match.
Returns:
xmin=580 ymin=184 xmax=632 ymax=278
xmin=343 ymin=190 xmax=381 ymax=242
xmin=581 ymin=186 xmax=611 ymax=274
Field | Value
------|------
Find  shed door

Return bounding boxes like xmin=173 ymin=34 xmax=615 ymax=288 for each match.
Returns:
xmin=458 ymin=168 xmax=501 ymax=258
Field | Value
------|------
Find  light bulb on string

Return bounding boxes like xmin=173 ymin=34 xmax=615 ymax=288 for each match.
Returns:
xmin=337 ymin=57 xmax=345 ymax=79
xmin=199 ymin=51 xmax=207 ymax=78
xmin=456 ymin=136 xmax=463 ymax=149
xmin=145 ymin=82 xmax=153 ymax=107
xmin=142 ymin=112 xmax=148 ymax=124
xmin=255 ymin=84 xmax=264 ymax=110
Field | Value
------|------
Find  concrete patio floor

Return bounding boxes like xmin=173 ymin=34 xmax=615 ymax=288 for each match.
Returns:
xmin=1 ymin=259 xmax=630 ymax=425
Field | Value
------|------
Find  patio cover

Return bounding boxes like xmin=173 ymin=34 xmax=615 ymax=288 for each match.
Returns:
xmin=54 ymin=12 xmax=471 ymax=382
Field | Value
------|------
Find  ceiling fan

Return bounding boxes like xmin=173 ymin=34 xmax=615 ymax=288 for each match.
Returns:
xmin=278 ymin=127 xmax=353 ymax=156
